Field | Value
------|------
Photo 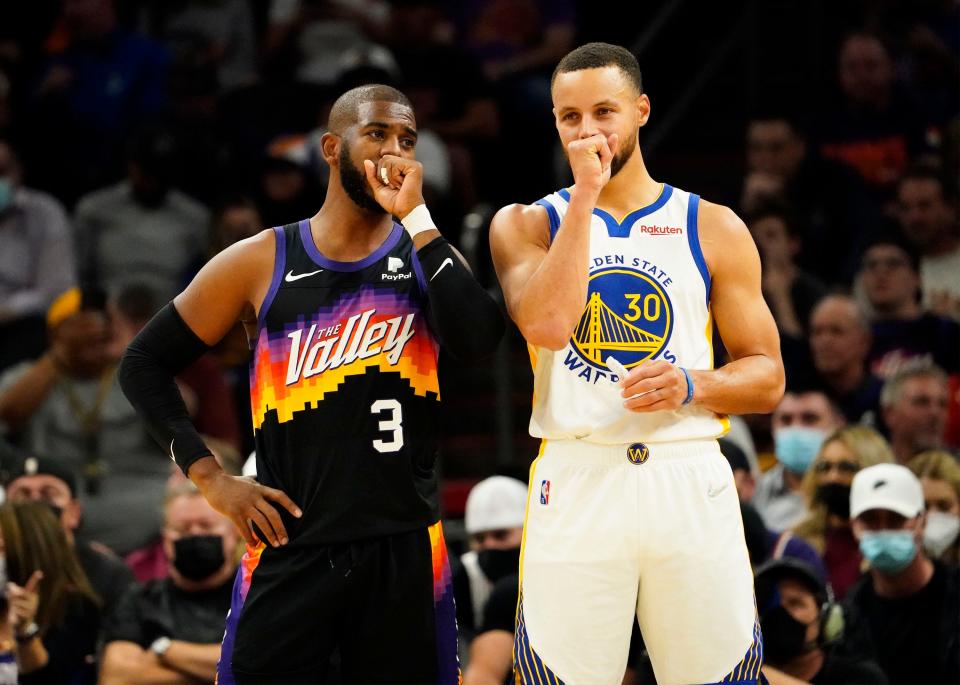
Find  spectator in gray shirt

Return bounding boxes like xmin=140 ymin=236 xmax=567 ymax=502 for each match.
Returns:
xmin=0 ymin=288 xmax=169 ymax=555
xmin=0 ymin=138 xmax=77 ymax=371
xmin=74 ymin=128 xmax=209 ymax=303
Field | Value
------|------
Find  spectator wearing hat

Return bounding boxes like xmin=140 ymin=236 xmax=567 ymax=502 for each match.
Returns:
xmin=4 ymin=455 xmax=133 ymax=619
xmin=453 ymin=476 xmax=526 ymax=640
xmin=844 ymin=463 xmax=960 ymax=684
xmin=860 ymin=233 xmax=960 ymax=379
xmin=0 ymin=288 xmax=171 ymax=556
xmin=754 ymin=557 xmax=886 ymax=684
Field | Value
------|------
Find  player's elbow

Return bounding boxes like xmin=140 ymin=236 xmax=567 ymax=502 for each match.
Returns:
xmin=757 ymin=363 xmax=786 ymax=413
xmin=521 ymin=321 xmax=573 ymax=351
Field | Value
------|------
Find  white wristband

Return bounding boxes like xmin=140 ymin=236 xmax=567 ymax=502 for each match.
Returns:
xmin=400 ymin=204 xmax=437 ymax=238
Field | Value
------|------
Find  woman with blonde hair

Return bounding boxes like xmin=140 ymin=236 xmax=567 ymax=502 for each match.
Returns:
xmin=792 ymin=425 xmax=895 ymax=598
xmin=0 ymin=501 xmax=101 ymax=683
xmin=907 ymin=450 xmax=960 ymax=566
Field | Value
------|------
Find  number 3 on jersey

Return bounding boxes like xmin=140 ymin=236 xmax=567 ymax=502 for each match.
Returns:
xmin=371 ymin=399 xmax=404 ymax=453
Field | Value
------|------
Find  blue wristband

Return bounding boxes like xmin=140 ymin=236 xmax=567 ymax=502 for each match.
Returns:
xmin=680 ymin=367 xmax=694 ymax=405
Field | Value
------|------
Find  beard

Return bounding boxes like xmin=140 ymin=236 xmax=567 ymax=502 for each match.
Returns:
xmin=339 ymin=145 xmax=386 ymax=214
xmin=609 ymin=130 xmax=638 ymax=179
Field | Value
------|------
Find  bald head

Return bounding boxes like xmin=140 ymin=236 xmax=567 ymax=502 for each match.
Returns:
xmin=810 ymin=294 xmax=872 ymax=377
xmin=327 ymin=84 xmax=412 ymax=135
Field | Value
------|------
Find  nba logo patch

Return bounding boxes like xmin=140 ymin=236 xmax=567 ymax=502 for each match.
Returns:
xmin=626 ymin=443 xmax=650 ymax=465
xmin=540 ymin=480 xmax=550 ymax=505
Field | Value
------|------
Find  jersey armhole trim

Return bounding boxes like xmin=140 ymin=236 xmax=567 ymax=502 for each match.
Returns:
xmin=534 ymin=198 xmax=561 ymax=244
xmin=686 ymin=194 xmax=711 ymax=306
xmin=257 ymin=226 xmax=286 ymax=330
xmin=410 ymin=242 xmax=429 ymax=295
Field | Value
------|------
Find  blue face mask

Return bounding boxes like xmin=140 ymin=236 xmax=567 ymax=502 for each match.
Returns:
xmin=0 ymin=178 xmax=12 ymax=212
xmin=774 ymin=427 xmax=826 ymax=475
xmin=859 ymin=530 xmax=918 ymax=574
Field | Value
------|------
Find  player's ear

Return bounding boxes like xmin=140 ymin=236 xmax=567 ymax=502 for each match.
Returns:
xmin=637 ymin=93 xmax=651 ymax=128
xmin=319 ymin=132 xmax=340 ymax=166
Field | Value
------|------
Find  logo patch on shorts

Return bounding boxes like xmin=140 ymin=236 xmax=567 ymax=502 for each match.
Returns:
xmin=540 ymin=480 xmax=550 ymax=505
xmin=626 ymin=443 xmax=650 ymax=465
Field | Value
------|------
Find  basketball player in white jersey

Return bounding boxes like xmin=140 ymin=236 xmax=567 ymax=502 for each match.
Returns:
xmin=490 ymin=43 xmax=785 ymax=685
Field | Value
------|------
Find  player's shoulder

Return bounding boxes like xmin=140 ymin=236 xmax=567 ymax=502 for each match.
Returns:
xmin=201 ymin=227 xmax=278 ymax=285
xmin=490 ymin=202 xmax=551 ymax=246
xmin=696 ymin=198 xmax=749 ymax=239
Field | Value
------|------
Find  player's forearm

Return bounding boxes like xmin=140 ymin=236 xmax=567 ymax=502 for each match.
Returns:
xmin=99 ymin=651 xmax=193 ymax=685
xmin=118 ymin=303 xmax=214 ymax=475
xmin=162 ymin=641 xmax=220 ymax=683
xmin=689 ymin=354 xmax=784 ymax=415
xmin=512 ymin=193 xmax=595 ymax=349
xmin=414 ymin=235 xmax=505 ymax=360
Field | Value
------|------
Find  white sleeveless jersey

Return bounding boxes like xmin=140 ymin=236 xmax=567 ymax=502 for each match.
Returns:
xmin=528 ymin=184 xmax=729 ymax=443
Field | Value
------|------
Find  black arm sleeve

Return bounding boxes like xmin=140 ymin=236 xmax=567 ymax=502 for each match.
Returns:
xmin=415 ymin=236 xmax=505 ymax=361
xmin=117 ymin=303 xmax=214 ymax=476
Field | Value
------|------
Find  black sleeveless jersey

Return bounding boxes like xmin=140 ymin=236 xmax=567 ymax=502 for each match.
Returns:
xmin=249 ymin=219 xmax=441 ymax=545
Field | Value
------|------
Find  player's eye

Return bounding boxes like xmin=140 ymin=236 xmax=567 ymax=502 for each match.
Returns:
xmin=401 ymin=138 xmax=416 ymax=148
xmin=368 ymin=130 xmax=384 ymax=139
xmin=563 ymin=112 xmax=579 ymax=122
xmin=597 ymin=108 xmax=612 ymax=116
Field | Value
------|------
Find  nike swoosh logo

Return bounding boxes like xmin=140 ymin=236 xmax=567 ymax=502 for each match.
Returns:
xmin=707 ymin=482 xmax=729 ymax=498
xmin=285 ymin=269 xmax=324 ymax=282
xmin=430 ymin=258 xmax=453 ymax=281
xmin=168 ymin=439 xmax=176 ymax=462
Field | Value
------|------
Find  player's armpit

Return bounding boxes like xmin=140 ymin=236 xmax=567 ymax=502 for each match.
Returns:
xmin=173 ymin=228 xmax=276 ymax=346
xmin=690 ymin=201 xmax=785 ymax=414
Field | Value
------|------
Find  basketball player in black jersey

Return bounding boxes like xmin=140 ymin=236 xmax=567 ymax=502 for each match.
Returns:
xmin=119 ymin=84 xmax=504 ymax=683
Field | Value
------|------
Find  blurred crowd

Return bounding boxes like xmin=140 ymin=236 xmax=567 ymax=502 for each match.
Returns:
xmin=0 ymin=0 xmax=957 ymax=683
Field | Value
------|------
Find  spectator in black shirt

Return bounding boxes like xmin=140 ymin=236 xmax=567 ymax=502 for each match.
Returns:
xmin=4 ymin=456 xmax=134 ymax=620
xmin=463 ymin=572 xmax=519 ymax=685
xmin=860 ymin=233 xmax=960 ymax=379
xmin=100 ymin=483 xmax=240 ymax=685
xmin=755 ymin=558 xmax=887 ymax=684
xmin=808 ymin=294 xmax=884 ymax=425
xmin=0 ymin=501 xmax=101 ymax=685
xmin=844 ymin=463 xmax=960 ymax=685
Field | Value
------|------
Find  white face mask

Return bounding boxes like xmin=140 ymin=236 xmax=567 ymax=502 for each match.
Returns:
xmin=923 ymin=510 xmax=960 ymax=558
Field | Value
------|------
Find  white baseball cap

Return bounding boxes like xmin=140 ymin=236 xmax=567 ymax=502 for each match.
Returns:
xmin=464 ymin=476 xmax=528 ymax=535
xmin=850 ymin=463 xmax=924 ymax=520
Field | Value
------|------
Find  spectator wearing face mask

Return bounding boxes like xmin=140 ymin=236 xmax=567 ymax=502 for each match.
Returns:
xmin=4 ymin=456 xmax=134 ymax=619
xmin=100 ymin=482 xmax=240 ymax=685
xmin=792 ymin=427 xmax=896 ymax=599
xmin=907 ymin=450 xmax=960 ymax=566
xmin=755 ymin=558 xmax=886 ymax=684
xmin=843 ymin=464 xmax=960 ymax=685
xmin=755 ymin=390 xmax=846 ymax=532
xmin=453 ymin=476 xmax=526 ymax=641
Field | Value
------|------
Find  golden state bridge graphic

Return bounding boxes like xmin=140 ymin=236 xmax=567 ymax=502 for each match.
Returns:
xmin=573 ymin=292 xmax=665 ymax=365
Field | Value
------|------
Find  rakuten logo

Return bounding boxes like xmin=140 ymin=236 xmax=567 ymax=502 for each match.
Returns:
xmin=638 ymin=224 xmax=682 ymax=235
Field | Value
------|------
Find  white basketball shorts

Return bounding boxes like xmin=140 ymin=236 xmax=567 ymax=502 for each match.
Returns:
xmin=514 ymin=438 xmax=763 ymax=685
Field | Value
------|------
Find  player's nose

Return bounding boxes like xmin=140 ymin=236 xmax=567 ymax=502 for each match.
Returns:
xmin=379 ymin=135 xmax=402 ymax=157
